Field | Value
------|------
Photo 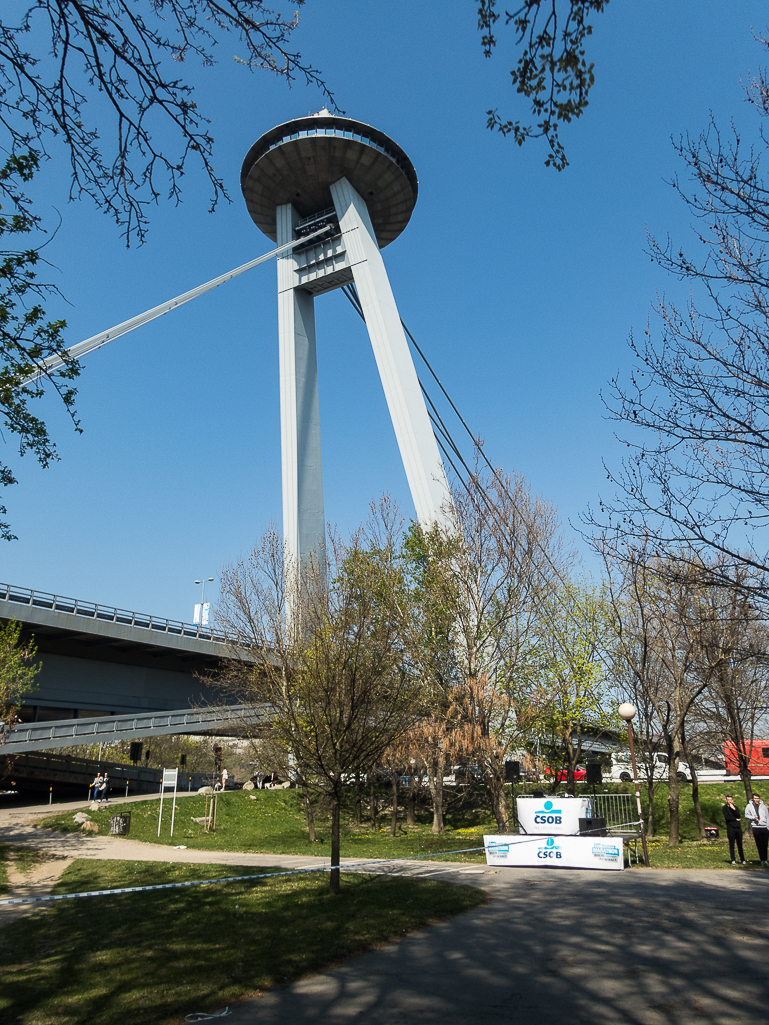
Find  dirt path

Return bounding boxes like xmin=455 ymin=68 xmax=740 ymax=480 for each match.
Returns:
xmin=0 ymin=852 xmax=73 ymax=927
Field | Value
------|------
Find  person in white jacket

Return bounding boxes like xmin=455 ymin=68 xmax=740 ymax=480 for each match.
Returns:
xmin=745 ymin=793 xmax=769 ymax=865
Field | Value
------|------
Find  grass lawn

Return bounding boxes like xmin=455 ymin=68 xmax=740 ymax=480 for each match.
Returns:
xmin=638 ymin=834 xmax=769 ymax=870
xmin=0 ymin=858 xmax=488 ymax=1025
xmin=36 ymin=782 xmax=769 ymax=872
xmin=38 ymin=789 xmax=494 ymax=863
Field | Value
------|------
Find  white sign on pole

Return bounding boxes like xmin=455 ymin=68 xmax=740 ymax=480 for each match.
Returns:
xmin=484 ymin=833 xmax=624 ymax=871
xmin=157 ymin=768 xmax=180 ymax=837
xmin=193 ymin=603 xmax=202 ymax=625
xmin=516 ymin=796 xmax=592 ymax=836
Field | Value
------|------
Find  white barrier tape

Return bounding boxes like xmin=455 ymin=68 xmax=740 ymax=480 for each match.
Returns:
xmin=0 ymin=846 xmax=488 ymax=906
xmin=0 ymin=826 xmax=638 ymax=907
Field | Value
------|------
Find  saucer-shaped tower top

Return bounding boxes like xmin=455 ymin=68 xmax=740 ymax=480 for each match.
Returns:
xmin=241 ymin=112 xmax=418 ymax=248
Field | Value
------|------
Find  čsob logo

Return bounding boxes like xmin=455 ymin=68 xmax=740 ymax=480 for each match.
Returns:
xmin=538 ymin=836 xmax=562 ymax=860
xmin=534 ymin=799 xmax=562 ymax=825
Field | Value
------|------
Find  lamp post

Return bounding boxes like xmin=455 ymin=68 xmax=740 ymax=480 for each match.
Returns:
xmin=618 ymin=702 xmax=650 ymax=867
xmin=194 ymin=577 xmax=214 ymax=631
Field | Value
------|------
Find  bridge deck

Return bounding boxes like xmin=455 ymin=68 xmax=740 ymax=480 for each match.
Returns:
xmin=2 ymin=705 xmax=271 ymax=753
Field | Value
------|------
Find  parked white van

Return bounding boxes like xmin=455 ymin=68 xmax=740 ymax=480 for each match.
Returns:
xmin=606 ymin=750 xmax=694 ymax=783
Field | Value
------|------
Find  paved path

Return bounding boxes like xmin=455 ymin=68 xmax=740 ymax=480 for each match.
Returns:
xmin=0 ymin=800 xmax=491 ymax=903
xmin=225 ymin=868 xmax=769 ymax=1025
xmin=3 ymin=802 xmax=769 ymax=1024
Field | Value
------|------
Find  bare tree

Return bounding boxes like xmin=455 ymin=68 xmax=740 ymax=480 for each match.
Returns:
xmin=0 ymin=3 xmax=332 ymax=538
xmin=690 ymin=563 xmax=769 ymax=802
xmin=1 ymin=1 xmax=331 ymax=244
xmin=604 ymin=546 xmax=708 ymax=844
xmin=215 ymin=523 xmax=415 ymax=894
xmin=595 ymin=42 xmax=769 ymax=599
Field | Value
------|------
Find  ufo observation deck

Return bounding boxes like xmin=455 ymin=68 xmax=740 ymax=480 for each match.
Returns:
xmin=241 ymin=113 xmax=418 ymax=248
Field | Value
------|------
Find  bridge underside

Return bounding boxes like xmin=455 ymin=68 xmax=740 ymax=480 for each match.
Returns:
xmin=3 ymin=704 xmax=272 ymax=754
xmin=1 ymin=586 xmax=250 ymax=724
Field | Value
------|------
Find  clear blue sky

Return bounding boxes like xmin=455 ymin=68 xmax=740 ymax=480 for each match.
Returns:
xmin=2 ymin=1 xmax=766 ymax=623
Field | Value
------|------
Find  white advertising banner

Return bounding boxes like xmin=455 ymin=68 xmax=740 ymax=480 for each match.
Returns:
xmin=516 ymin=796 xmax=592 ymax=836
xmin=485 ymin=833 xmax=624 ymax=871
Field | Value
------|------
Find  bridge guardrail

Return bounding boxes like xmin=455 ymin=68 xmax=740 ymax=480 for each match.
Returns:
xmin=0 ymin=582 xmax=228 ymax=644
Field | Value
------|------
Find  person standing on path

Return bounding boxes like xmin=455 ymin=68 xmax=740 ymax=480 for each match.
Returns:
xmin=90 ymin=773 xmax=102 ymax=803
xmin=723 ymin=795 xmax=747 ymax=865
xmin=745 ymin=793 xmax=769 ymax=865
xmin=99 ymin=772 xmax=109 ymax=805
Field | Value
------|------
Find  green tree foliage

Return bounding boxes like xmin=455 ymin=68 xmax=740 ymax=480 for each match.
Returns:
xmin=0 ymin=154 xmax=80 ymax=540
xmin=478 ymin=0 xmax=610 ymax=169
xmin=0 ymin=618 xmax=40 ymax=739
xmin=535 ymin=583 xmax=617 ymax=794
xmin=402 ymin=471 xmax=568 ymax=830
xmin=216 ymin=521 xmax=416 ymax=893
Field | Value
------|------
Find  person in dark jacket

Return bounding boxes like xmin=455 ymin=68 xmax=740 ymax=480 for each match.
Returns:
xmin=722 ymin=795 xmax=747 ymax=865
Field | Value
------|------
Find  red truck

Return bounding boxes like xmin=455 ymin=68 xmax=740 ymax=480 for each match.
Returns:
xmin=724 ymin=741 xmax=769 ymax=776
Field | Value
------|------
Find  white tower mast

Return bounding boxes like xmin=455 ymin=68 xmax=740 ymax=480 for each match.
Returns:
xmin=241 ymin=112 xmax=452 ymax=571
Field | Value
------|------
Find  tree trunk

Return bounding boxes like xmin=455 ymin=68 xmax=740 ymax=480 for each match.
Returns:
xmin=369 ymin=781 xmax=378 ymax=831
xmin=668 ymin=760 xmax=681 ymax=846
xmin=689 ymin=764 xmax=705 ymax=839
xmin=739 ymin=764 xmax=755 ymax=804
xmin=427 ymin=742 xmax=446 ymax=834
xmin=564 ymin=730 xmax=579 ymax=797
xmin=390 ymin=773 xmax=399 ymax=836
xmin=406 ymin=771 xmax=416 ymax=826
xmin=490 ymin=772 xmax=510 ymax=832
xmin=680 ymin=728 xmax=705 ymax=839
xmin=302 ymin=782 xmax=316 ymax=842
xmin=720 ymin=667 xmax=754 ymax=802
xmin=646 ymin=780 xmax=656 ymax=838
xmin=353 ymin=772 xmax=362 ymax=826
xmin=330 ymin=795 xmax=341 ymax=895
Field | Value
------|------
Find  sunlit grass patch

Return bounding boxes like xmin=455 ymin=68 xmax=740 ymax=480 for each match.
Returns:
xmin=0 ymin=858 xmax=488 ymax=1025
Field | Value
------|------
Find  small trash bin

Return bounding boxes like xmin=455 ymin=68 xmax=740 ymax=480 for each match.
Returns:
xmin=109 ymin=813 xmax=131 ymax=836
xmin=704 ymin=825 xmax=719 ymax=839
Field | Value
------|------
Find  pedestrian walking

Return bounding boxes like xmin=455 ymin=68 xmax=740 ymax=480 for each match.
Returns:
xmin=221 ymin=767 xmax=229 ymax=789
xmin=99 ymin=772 xmax=110 ymax=805
xmin=90 ymin=772 xmax=102 ymax=803
xmin=256 ymin=770 xmax=264 ymax=789
xmin=722 ymin=795 xmax=747 ymax=865
xmin=745 ymin=793 xmax=769 ymax=865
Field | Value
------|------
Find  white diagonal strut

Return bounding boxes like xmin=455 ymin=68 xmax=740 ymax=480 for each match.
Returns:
xmin=25 ymin=225 xmax=333 ymax=383
xmin=330 ymin=177 xmax=452 ymax=530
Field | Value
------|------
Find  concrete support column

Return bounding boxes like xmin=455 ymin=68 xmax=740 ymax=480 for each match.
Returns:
xmin=330 ymin=177 xmax=451 ymax=529
xmin=276 ymin=203 xmax=325 ymax=571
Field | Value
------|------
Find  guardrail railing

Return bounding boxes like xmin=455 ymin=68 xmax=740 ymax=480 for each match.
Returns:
xmin=0 ymin=582 xmax=228 ymax=644
xmin=2 ymin=704 xmax=271 ymax=753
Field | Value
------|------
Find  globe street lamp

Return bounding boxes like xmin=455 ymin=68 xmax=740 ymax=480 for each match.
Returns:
xmin=618 ymin=702 xmax=650 ymax=867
